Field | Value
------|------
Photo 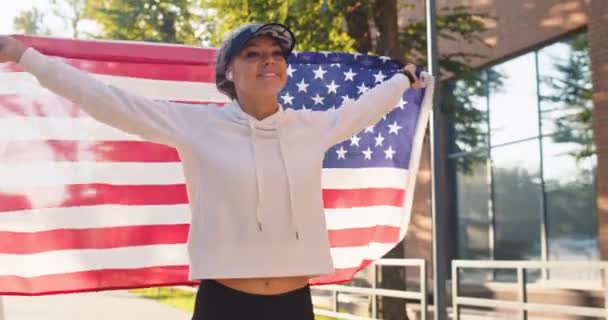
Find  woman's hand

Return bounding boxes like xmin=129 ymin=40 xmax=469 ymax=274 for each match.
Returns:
xmin=0 ymin=36 xmax=27 ymax=63
xmin=402 ymin=63 xmax=427 ymax=89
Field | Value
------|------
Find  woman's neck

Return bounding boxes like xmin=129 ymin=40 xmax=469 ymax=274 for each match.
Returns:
xmin=236 ymin=92 xmax=279 ymax=121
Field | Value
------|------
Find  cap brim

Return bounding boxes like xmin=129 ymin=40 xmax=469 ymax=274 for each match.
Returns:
xmin=252 ymin=23 xmax=296 ymax=56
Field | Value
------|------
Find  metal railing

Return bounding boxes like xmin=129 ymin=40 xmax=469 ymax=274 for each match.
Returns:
xmin=313 ymin=258 xmax=427 ymax=320
xmin=452 ymin=260 xmax=608 ymax=320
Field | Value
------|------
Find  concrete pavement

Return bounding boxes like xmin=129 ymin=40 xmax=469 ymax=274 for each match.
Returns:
xmin=0 ymin=290 xmax=191 ymax=320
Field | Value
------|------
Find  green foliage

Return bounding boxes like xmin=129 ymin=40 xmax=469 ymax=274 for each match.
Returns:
xmin=13 ymin=7 xmax=52 ymax=36
xmin=540 ymin=33 xmax=595 ymax=160
xmin=199 ymin=0 xmax=355 ymax=52
xmin=86 ymin=0 xmax=203 ymax=45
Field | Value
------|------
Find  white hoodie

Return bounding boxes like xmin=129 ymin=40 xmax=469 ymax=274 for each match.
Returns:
xmin=18 ymin=48 xmax=411 ymax=280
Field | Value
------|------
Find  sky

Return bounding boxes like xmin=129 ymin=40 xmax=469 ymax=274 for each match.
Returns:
xmin=0 ymin=0 xmax=97 ymax=36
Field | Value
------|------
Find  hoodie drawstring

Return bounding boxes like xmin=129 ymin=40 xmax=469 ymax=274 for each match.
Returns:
xmin=277 ymin=126 xmax=300 ymax=240
xmin=248 ymin=120 xmax=264 ymax=232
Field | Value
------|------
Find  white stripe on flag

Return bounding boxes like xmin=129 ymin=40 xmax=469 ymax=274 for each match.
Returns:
xmin=0 ymin=204 xmax=403 ymax=233
xmin=0 ymin=204 xmax=190 ymax=232
xmin=322 ymin=168 xmax=408 ymax=189
xmin=0 ymin=161 xmax=406 ymax=189
xmin=0 ymin=72 xmax=230 ymax=102
xmin=0 ymin=117 xmax=142 ymax=141
xmin=324 ymin=206 xmax=403 ymax=230
xmin=0 ymin=162 xmax=185 ymax=188
xmin=330 ymin=243 xmax=396 ymax=269
xmin=0 ymin=244 xmax=188 ymax=278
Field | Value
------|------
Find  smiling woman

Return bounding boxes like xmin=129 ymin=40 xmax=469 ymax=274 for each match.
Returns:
xmin=0 ymin=21 xmax=424 ymax=320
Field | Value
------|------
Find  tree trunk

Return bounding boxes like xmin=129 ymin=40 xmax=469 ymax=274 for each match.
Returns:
xmin=372 ymin=0 xmax=401 ymax=59
xmin=342 ymin=1 xmax=373 ymax=54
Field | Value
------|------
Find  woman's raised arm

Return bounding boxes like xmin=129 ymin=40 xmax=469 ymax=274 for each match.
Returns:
xmin=0 ymin=35 xmax=197 ymax=147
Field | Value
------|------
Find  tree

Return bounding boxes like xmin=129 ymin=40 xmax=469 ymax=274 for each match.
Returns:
xmin=85 ymin=0 xmax=203 ymax=45
xmin=51 ymin=0 xmax=88 ymax=38
xmin=199 ymin=0 xmax=355 ymax=51
xmin=13 ymin=7 xmax=52 ymax=36
xmin=540 ymin=33 xmax=594 ymax=160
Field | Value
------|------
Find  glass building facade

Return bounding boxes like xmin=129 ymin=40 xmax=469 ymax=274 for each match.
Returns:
xmin=446 ymin=31 xmax=598 ymax=281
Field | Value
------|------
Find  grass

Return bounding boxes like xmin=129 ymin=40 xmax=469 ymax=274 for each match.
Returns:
xmin=130 ymin=287 xmax=336 ymax=320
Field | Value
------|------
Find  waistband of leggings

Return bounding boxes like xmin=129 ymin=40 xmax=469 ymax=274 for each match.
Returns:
xmin=201 ymin=279 xmax=310 ymax=300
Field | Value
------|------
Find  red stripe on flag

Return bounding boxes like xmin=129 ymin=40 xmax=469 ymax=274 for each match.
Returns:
xmin=0 ymin=225 xmax=400 ymax=254
xmin=0 ymin=266 xmax=193 ymax=296
xmin=0 ymin=94 xmax=221 ymax=118
xmin=0 ymin=95 xmax=82 ymax=118
xmin=12 ymin=35 xmax=216 ymax=65
xmin=0 ymin=186 xmax=402 ymax=212
xmin=0 ymin=184 xmax=188 ymax=212
xmin=0 ymin=225 xmax=189 ymax=254
xmin=6 ymin=60 xmax=215 ymax=82
xmin=0 ymin=140 xmax=180 ymax=163
xmin=323 ymin=188 xmax=404 ymax=208
xmin=310 ymin=260 xmax=374 ymax=285
xmin=0 ymin=263 xmax=367 ymax=295
xmin=328 ymin=226 xmax=400 ymax=247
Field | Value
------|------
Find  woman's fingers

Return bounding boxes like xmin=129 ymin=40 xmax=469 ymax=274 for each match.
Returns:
xmin=404 ymin=63 xmax=426 ymax=89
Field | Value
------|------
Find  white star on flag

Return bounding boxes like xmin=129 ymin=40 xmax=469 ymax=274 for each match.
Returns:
xmin=280 ymin=92 xmax=294 ymax=105
xmin=344 ymin=69 xmax=356 ymax=81
xmin=384 ymin=146 xmax=396 ymax=159
xmin=350 ymin=135 xmax=361 ymax=147
xmin=397 ymin=98 xmax=408 ymax=109
xmin=388 ymin=121 xmax=402 ymax=135
xmin=357 ymin=83 xmax=369 ymax=95
xmin=296 ymin=79 xmax=309 ymax=93
xmin=312 ymin=93 xmax=325 ymax=105
xmin=326 ymin=81 xmax=340 ymax=94
xmin=286 ymin=65 xmax=296 ymax=77
xmin=373 ymin=71 xmax=386 ymax=83
xmin=336 ymin=146 xmax=347 ymax=159
xmin=313 ymin=66 xmax=327 ymax=80
xmin=362 ymin=147 xmax=373 ymax=160
xmin=375 ymin=132 xmax=385 ymax=147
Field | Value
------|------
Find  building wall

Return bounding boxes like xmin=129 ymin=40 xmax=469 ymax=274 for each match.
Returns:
xmin=400 ymin=0 xmax=590 ymax=68
xmin=588 ymin=0 xmax=608 ymax=258
xmin=401 ymin=0 xmax=599 ymax=262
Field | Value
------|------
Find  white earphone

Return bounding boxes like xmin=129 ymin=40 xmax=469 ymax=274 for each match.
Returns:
xmin=226 ymin=70 xmax=233 ymax=81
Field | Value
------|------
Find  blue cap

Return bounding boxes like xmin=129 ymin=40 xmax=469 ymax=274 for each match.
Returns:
xmin=215 ymin=23 xmax=296 ymax=100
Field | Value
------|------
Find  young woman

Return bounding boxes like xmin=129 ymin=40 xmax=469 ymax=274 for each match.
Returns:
xmin=0 ymin=23 xmax=425 ymax=320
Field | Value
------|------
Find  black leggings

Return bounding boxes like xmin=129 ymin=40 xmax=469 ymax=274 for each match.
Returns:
xmin=191 ymin=280 xmax=315 ymax=320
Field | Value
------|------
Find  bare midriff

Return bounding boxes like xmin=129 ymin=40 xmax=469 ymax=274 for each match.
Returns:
xmin=216 ymin=275 xmax=311 ymax=295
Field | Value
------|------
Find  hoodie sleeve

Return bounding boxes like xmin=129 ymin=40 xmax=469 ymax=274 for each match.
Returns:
xmin=18 ymin=48 xmax=192 ymax=147
xmin=316 ymin=73 xmax=410 ymax=148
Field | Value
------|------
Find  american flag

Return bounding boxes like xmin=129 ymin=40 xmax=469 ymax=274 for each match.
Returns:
xmin=0 ymin=35 xmax=433 ymax=295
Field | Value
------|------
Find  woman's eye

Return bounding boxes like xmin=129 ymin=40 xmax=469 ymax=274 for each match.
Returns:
xmin=246 ymin=51 xmax=260 ymax=58
xmin=272 ymin=50 xmax=283 ymax=57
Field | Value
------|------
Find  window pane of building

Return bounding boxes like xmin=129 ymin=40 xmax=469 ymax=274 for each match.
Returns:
xmin=454 ymin=156 xmax=491 ymax=260
xmin=492 ymin=140 xmax=542 ymax=261
xmin=542 ymin=137 xmax=599 ymax=262
xmin=538 ymin=32 xmax=599 ymax=269
xmin=445 ymin=73 xmax=489 ymax=154
xmin=489 ymin=53 xmax=539 ymax=146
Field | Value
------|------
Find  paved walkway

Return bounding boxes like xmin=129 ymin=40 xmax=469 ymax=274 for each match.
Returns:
xmin=0 ymin=290 xmax=191 ymax=320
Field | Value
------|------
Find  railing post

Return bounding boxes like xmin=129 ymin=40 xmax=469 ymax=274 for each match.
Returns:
xmin=421 ymin=260 xmax=428 ymax=320
xmin=452 ymin=264 xmax=459 ymax=320
xmin=371 ymin=263 xmax=377 ymax=319
xmin=332 ymin=289 xmax=338 ymax=313
xmin=517 ymin=267 xmax=528 ymax=320
xmin=0 ymin=297 xmax=4 ymax=320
